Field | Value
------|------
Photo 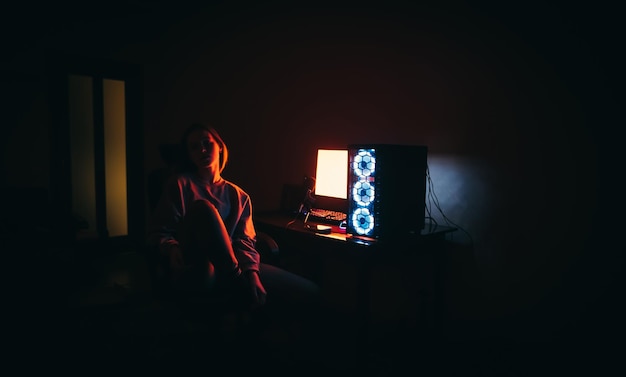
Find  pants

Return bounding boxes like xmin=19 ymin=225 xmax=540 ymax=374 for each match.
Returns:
xmin=168 ymin=198 xmax=321 ymax=319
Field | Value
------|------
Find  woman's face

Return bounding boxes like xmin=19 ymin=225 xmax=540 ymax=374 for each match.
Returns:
xmin=187 ymin=129 xmax=221 ymax=171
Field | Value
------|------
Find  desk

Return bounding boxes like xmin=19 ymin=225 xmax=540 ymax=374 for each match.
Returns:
xmin=254 ymin=211 xmax=456 ymax=360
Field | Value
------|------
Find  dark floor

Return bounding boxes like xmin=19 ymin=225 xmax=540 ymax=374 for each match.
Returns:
xmin=10 ymin=248 xmax=621 ymax=376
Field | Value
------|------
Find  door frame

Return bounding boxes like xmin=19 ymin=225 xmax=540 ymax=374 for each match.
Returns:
xmin=46 ymin=50 xmax=144 ymax=250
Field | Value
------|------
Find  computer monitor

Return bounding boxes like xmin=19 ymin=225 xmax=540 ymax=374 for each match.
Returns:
xmin=313 ymin=149 xmax=349 ymax=212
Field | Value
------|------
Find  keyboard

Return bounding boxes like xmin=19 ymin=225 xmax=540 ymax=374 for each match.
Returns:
xmin=306 ymin=208 xmax=347 ymax=224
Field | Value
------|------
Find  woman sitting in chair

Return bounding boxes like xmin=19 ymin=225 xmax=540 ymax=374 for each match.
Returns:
xmin=147 ymin=123 xmax=321 ymax=331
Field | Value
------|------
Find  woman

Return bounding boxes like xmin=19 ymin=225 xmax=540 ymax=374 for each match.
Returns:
xmin=148 ymin=123 xmax=320 ymax=314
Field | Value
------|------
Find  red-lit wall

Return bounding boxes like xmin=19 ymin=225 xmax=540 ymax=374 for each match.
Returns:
xmin=2 ymin=2 xmax=620 ymax=342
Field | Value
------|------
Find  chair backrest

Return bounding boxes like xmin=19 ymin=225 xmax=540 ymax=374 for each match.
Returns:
xmin=147 ymin=167 xmax=172 ymax=213
xmin=147 ymin=143 xmax=183 ymax=213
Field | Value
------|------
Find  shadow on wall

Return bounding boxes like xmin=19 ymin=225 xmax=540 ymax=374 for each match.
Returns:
xmin=426 ymin=150 xmax=606 ymax=341
xmin=426 ymin=154 xmax=497 ymax=268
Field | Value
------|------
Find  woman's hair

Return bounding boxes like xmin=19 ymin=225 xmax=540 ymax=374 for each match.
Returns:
xmin=178 ymin=123 xmax=229 ymax=174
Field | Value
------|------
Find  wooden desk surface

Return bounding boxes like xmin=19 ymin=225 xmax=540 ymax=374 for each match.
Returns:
xmin=254 ymin=210 xmax=457 ymax=250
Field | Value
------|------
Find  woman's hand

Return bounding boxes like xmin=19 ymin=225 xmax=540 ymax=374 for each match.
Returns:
xmin=245 ymin=270 xmax=267 ymax=308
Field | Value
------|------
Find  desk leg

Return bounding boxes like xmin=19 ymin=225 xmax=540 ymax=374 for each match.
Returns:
xmin=433 ymin=239 xmax=446 ymax=341
xmin=355 ymin=259 xmax=371 ymax=371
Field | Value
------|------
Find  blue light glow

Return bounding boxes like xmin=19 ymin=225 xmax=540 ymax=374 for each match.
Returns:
xmin=349 ymin=148 xmax=377 ymax=236
xmin=353 ymin=149 xmax=376 ymax=177
xmin=352 ymin=179 xmax=375 ymax=207
xmin=351 ymin=207 xmax=374 ymax=235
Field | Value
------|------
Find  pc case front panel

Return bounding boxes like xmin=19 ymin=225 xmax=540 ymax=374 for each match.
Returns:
xmin=347 ymin=144 xmax=427 ymax=241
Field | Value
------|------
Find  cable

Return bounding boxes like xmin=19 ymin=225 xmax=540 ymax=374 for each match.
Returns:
xmin=286 ymin=177 xmax=316 ymax=228
xmin=425 ymin=164 xmax=474 ymax=246
xmin=285 ymin=210 xmax=302 ymax=228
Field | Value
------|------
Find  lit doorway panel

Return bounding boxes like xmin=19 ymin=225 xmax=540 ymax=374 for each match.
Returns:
xmin=103 ymin=78 xmax=128 ymax=237
xmin=68 ymin=75 xmax=128 ymax=240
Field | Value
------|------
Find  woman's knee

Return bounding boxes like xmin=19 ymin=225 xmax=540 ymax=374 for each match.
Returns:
xmin=188 ymin=199 xmax=221 ymax=224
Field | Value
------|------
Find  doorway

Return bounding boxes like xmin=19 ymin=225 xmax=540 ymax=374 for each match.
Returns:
xmin=47 ymin=51 xmax=144 ymax=250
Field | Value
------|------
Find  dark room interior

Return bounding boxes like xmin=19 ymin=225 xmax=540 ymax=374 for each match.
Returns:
xmin=2 ymin=1 xmax=622 ymax=375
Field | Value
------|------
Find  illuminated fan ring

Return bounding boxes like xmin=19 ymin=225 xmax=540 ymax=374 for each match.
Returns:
xmin=352 ymin=180 xmax=375 ymax=207
xmin=353 ymin=150 xmax=376 ymax=177
xmin=351 ymin=207 xmax=374 ymax=235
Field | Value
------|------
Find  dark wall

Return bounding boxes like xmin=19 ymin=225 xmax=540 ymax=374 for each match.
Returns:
xmin=2 ymin=1 xmax=622 ymax=342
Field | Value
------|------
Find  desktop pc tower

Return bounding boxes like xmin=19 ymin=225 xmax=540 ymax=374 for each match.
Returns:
xmin=346 ymin=144 xmax=428 ymax=241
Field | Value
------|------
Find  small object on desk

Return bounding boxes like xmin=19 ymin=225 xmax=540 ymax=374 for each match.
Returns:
xmin=316 ymin=225 xmax=332 ymax=234
xmin=331 ymin=222 xmax=347 ymax=234
xmin=305 ymin=224 xmax=332 ymax=234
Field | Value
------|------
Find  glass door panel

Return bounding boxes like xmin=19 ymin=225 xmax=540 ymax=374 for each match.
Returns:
xmin=103 ymin=78 xmax=128 ymax=237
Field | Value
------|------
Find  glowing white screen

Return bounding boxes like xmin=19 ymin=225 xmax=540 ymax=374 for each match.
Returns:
xmin=315 ymin=149 xmax=348 ymax=199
